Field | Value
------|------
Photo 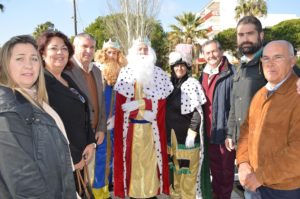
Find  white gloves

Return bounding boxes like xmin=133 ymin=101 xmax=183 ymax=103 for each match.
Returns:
xmin=107 ymin=116 xmax=115 ymax=131
xmin=122 ymin=100 xmax=155 ymax=122
xmin=122 ymin=100 xmax=140 ymax=112
xmin=185 ymin=128 xmax=197 ymax=148
xmin=142 ymin=110 xmax=156 ymax=122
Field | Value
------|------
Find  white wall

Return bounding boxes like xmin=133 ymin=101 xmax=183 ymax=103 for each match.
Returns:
xmin=219 ymin=0 xmax=238 ymax=30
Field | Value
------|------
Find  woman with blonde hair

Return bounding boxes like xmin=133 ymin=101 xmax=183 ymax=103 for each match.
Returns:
xmin=0 ymin=35 xmax=76 ymax=198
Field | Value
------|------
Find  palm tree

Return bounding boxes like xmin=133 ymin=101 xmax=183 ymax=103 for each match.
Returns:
xmin=0 ymin=4 xmax=4 ymax=12
xmin=235 ymin=0 xmax=267 ymax=20
xmin=33 ymin=21 xmax=55 ymax=39
xmin=168 ymin=12 xmax=207 ymax=47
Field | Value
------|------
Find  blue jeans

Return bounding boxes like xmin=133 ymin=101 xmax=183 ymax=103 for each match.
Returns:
xmin=244 ymin=188 xmax=262 ymax=199
xmin=258 ymin=186 xmax=300 ymax=199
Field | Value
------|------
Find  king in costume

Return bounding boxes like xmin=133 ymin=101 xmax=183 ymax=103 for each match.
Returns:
xmin=92 ymin=39 xmax=127 ymax=198
xmin=113 ymin=38 xmax=173 ymax=198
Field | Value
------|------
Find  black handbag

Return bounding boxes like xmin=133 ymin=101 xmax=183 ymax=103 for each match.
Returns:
xmin=76 ymin=166 xmax=95 ymax=199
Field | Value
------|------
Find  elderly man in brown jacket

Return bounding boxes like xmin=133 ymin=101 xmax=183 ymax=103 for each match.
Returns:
xmin=237 ymin=40 xmax=300 ymax=199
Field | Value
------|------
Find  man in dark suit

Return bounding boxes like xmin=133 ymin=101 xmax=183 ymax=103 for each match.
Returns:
xmin=65 ymin=33 xmax=106 ymax=150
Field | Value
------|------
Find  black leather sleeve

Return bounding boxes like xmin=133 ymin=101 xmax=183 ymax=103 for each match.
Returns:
xmin=189 ymin=109 xmax=201 ymax=132
xmin=0 ymin=113 xmax=49 ymax=198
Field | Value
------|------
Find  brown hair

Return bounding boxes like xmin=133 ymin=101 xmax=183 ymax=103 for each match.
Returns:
xmin=237 ymin=16 xmax=263 ymax=33
xmin=37 ymin=30 xmax=74 ymax=69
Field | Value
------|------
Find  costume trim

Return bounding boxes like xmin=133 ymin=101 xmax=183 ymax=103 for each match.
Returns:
xmin=180 ymin=77 xmax=206 ymax=198
xmin=196 ymin=107 xmax=205 ymax=199
xmin=181 ymin=77 xmax=206 ymax=114
xmin=114 ymin=66 xmax=172 ymax=197
xmin=121 ymin=99 xmax=164 ymax=196
xmin=114 ymin=66 xmax=173 ymax=100
xmin=122 ymin=98 xmax=130 ymax=195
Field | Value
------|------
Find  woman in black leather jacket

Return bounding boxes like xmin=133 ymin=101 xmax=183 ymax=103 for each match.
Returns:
xmin=0 ymin=35 xmax=76 ymax=198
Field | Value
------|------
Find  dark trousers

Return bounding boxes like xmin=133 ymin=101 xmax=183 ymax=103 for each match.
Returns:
xmin=258 ymin=186 xmax=300 ymax=199
xmin=208 ymin=144 xmax=235 ymax=199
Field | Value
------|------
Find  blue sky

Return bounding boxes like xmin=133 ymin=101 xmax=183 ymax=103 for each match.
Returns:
xmin=0 ymin=0 xmax=299 ymax=46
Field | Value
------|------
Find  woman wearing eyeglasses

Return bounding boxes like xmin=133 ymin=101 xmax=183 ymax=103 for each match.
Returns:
xmin=37 ymin=30 xmax=96 ymax=196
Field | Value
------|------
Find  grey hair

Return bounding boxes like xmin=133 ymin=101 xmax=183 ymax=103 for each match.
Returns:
xmin=73 ymin=33 xmax=96 ymax=46
xmin=201 ymin=40 xmax=222 ymax=52
xmin=265 ymin=40 xmax=295 ymax=56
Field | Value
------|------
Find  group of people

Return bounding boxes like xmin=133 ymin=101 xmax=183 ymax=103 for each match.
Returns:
xmin=0 ymin=14 xmax=300 ymax=199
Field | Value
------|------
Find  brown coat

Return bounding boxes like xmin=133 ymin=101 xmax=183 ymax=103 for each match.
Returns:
xmin=237 ymin=73 xmax=300 ymax=190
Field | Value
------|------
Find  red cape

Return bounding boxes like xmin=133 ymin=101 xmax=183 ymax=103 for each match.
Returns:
xmin=113 ymin=92 xmax=170 ymax=198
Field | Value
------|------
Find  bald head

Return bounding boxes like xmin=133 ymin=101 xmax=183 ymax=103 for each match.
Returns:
xmin=264 ymin=40 xmax=294 ymax=56
xmin=261 ymin=40 xmax=297 ymax=87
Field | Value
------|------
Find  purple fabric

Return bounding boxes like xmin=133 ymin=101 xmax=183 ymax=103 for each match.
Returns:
xmin=208 ymin=144 xmax=235 ymax=199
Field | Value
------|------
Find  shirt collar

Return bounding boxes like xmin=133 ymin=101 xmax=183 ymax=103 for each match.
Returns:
xmin=265 ymin=72 xmax=291 ymax=92
xmin=203 ymin=59 xmax=223 ymax=75
xmin=241 ymin=48 xmax=263 ymax=64
xmin=73 ymin=57 xmax=94 ymax=73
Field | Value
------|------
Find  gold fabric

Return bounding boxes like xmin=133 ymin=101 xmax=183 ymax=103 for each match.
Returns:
xmin=87 ymin=150 xmax=95 ymax=184
xmin=129 ymin=83 xmax=160 ymax=198
xmin=170 ymin=130 xmax=200 ymax=199
xmin=92 ymin=185 xmax=110 ymax=199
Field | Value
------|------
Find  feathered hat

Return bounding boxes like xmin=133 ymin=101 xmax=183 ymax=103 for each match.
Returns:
xmin=169 ymin=50 xmax=192 ymax=69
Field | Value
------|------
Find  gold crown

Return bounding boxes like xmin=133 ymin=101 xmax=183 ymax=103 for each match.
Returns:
xmin=102 ymin=39 xmax=120 ymax=50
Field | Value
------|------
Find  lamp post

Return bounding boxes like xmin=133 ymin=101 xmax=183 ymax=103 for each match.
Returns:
xmin=73 ymin=0 xmax=78 ymax=35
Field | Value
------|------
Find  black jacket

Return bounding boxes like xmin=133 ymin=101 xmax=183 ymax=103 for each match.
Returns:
xmin=0 ymin=86 xmax=76 ymax=199
xmin=166 ymin=75 xmax=201 ymax=145
xmin=45 ymin=70 xmax=95 ymax=164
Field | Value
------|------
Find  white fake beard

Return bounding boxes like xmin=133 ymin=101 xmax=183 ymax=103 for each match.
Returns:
xmin=128 ymin=54 xmax=155 ymax=87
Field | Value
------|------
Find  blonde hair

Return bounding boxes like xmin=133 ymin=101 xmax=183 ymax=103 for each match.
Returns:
xmin=94 ymin=47 xmax=127 ymax=86
xmin=0 ymin=35 xmax=48 ymax=107
xmin=94 ymin=47 xmax=127 ymax=67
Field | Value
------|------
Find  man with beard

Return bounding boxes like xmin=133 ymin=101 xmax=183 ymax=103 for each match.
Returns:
xmin=113 ymin=38 xmax=173 ymax=198
xmin=92 ymin=39 xmax=127 ymax=198
xmin=225 ymin=15 xmax=266 ymax=199
xmin=225 ymin=16 xmax=265 ymax=150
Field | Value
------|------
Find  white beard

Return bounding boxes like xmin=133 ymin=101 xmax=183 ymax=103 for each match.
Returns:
xmin=127 ymin=53 xmax=155 ymax=88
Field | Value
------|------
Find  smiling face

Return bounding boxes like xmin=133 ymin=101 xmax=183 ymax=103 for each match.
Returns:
xmin=43 ymin=36 xmax=69 ymax=75
xmin=261 ymin=41 xmax=296 ymax=87
xmin=8 ymin=43 xmax=40 ymax=89
xmin=202 ymin=42 xmax=223 ymax=68
xmin=174 ymin=63 xmax=188 ymax=79
xmin=74 ymin=37 xmax=96 ymax=67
